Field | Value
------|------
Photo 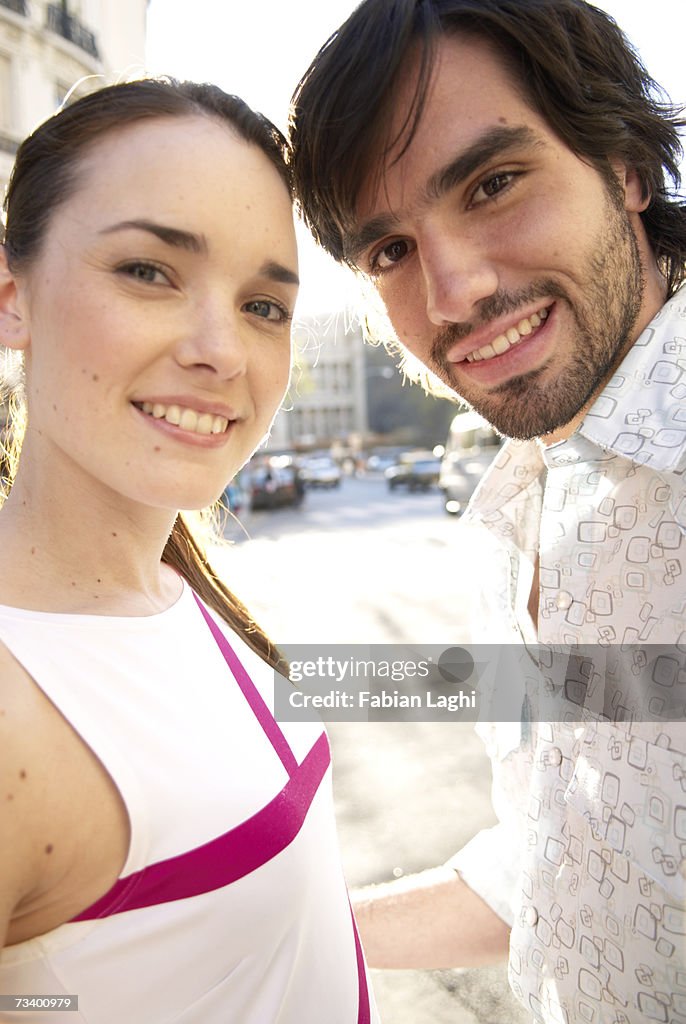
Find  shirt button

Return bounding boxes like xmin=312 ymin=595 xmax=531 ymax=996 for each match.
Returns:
xmin=555 ymin=591 xmax=573 ymax=610
xmin=523 ymin=906 xmax=539 ymax=927
xmin=547 ymin=747 xmax=563 ymax=766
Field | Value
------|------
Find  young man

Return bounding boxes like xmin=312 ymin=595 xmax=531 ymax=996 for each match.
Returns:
xmin=290 ymin=2 xmax=686 ymax=1021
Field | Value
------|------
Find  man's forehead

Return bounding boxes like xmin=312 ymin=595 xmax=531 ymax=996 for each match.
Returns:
xmin=353 ymin=32 xmax=537 ymax=213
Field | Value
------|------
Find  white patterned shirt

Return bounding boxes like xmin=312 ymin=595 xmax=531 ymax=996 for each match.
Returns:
xmin=449 ymin=288 xmax=686 ymax=1024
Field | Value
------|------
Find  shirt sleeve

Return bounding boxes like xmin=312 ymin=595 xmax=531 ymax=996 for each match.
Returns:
xmin=444 ymin=822 xmax=521 ymax=927
xmin=443 ymin=720 xmax=532 ymax=928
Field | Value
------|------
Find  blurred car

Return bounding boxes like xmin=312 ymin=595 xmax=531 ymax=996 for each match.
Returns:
xmin=299 ymin=455 xmax=342 ymax=489
xmin=439 ymin=411 xmax=503 ymax=514
xmin=248 ymin=459 xmax=304 ymax=511
xmin=221 ymin=480 xmax=247 ymax=514
xmin=385 ymin=454 xmax=441 ymax=491
xmin=365 ymin=451 xmax=400 ymax=474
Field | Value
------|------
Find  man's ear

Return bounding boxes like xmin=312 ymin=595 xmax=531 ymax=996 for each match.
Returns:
xmin=610 ymin=160 xmax=650 ymax=214
xmin=0 ymin=245 xmax=30 ymax=351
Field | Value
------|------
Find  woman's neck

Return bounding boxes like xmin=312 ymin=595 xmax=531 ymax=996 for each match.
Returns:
xmin=0 ymin=473 xmax=181 ymax=616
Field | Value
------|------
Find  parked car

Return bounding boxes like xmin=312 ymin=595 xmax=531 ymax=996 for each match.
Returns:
xmin=439 ymin=411 xmax=503 ymax=514
xmin=248 ymin=458 xmax=304 ymax=511
xmin=299 ymin=455 xmax=342 ymax=489
xmin=365 ymin=451 xmax=401 ymax=474
xmin=385 ymin=453 xmax=441 ymax=491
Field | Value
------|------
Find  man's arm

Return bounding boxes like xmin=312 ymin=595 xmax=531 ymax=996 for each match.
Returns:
xmin=351 ymin=864 xmax=511 ymax=969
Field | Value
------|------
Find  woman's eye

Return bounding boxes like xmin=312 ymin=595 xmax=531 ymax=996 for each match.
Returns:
xmin=372 ymin=239 xmax=411 ymax=272
xmin=119 ymin=262 xmax=168 ymax=284
xmin=244 ymin=299 xmax=290 ymax=323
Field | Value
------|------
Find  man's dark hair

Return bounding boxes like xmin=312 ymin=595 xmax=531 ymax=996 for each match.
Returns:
xmin=290 ymin=0 xmax=686 ymax=296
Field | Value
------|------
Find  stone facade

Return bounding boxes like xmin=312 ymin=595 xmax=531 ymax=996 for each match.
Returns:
xmin=0 ymin=0 xmax=147 ymax=195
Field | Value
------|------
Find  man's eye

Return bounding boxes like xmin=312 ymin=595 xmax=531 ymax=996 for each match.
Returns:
xmin=472 ymin=172 xmax=516 ymax=204
xmin=372 ymin=239 xmax=411 ymax=272
xmin=244 ymin=299 xmax=290 ymax=323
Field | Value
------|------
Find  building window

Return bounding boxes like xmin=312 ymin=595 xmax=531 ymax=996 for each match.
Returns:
xmin=0 ymin=0 xmax=28 ymax=15
xmin=0 ymin=53 xmax=12 ymax=132
xmin=46 ymin=3 xmax=100 ymax=60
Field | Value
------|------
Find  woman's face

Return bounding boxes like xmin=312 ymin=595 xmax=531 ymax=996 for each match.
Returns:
xmin=14 ymin=114 xmax=298 ymax=512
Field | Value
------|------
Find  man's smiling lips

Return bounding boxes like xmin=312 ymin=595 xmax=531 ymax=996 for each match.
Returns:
xmin=446 ymin=304 xmax=552 ymax=365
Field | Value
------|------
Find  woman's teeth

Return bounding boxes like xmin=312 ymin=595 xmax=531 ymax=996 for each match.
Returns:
xmin=139 ymin=402 xmax=229 ymax=435
xmin=465 ymin=307 xmax=549 ymax=363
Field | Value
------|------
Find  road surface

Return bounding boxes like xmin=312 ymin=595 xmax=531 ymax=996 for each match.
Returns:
xmin=213 ymin=474 xmax=528 ymax=1024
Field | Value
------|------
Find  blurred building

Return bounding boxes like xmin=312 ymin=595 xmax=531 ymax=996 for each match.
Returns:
xmin=270 ymin=311 xmax=368 ymax=451
xmin=0 ymin=0 xmax=147 ymax=195
xmin=268 ymin=309 xmax=457 ymax=454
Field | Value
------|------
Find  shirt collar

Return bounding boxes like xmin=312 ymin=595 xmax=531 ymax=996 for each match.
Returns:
xmin=574 ymin=287 xmax=686 ymax=472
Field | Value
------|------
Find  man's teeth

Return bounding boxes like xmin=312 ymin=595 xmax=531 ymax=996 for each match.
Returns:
xmin=465 ymin=307 xmax=549 ymax=363
xmin=139 ymin=402 xmax=229 ymax=435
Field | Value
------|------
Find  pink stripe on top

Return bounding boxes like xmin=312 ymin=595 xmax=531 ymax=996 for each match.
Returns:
xmin=350 ymin=905 xmax=372 ymax=1024
xmin=71 ymin=595 xmax=331 ymax=921
xmin=72 ymin=731 xmax=331 ymax=920
xmin=192 ymin=593 xmax=298 ymax=776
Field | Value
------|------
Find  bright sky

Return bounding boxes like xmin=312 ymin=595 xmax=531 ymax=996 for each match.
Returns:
xmin=146 ymin=0 xmax=685 ymax=313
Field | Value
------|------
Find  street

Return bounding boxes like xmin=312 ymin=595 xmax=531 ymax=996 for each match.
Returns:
xmin=213 ymin=475 xmax=528 ymax=1024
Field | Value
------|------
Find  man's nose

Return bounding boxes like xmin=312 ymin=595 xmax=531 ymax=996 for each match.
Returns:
xmin=421 ymin=229 xmax=499 ymax=326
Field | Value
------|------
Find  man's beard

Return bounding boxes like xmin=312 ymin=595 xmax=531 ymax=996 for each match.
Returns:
xmin=428 ymin=194 xmax=646 ymax=440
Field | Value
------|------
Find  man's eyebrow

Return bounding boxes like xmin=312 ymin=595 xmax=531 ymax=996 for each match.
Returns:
xmin=343 ymin=213 xmax=402 ymax=266
xmin=343 ymin=124 xmax=543 ymax=264
xmin=426 ymin=125 xmax=544 ymax=200
xmin=259 ymin=260 xmax=299 ymax=286
xmin=99 ymin=219 xmax=208 ymax=254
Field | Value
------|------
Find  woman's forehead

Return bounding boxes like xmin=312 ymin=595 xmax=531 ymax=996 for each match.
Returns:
xmin=65 ymin=115 xmax=293 ymax=226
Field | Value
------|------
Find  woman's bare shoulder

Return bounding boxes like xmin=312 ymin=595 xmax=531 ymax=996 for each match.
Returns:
xmin=0 ymin=640 xmax=50 ymax=946
xmin=0 ymin=638 xmax=132 ymax=946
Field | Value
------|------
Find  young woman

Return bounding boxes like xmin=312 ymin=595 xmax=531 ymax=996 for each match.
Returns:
xmin=0 ymin=80 xmax=377 ymax=1023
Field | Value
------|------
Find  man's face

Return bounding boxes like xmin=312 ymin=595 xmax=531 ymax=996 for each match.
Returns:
xmin=348 ymin=33 xmax=660 ymax=441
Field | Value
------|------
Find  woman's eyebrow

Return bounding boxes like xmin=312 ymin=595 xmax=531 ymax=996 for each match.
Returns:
xmin=259 ymin=260 xmax=300 ymax=286
xmin=99 ymin=218 xmax=208 ymax=254
xmin=99 ymin=222 xmax=298 ymax=284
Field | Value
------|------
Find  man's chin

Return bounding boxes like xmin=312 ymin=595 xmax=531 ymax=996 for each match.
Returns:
xmin=473 ymin=402 xmax=578 ymax=441
xmin=436 ymin=370 xmax=569 ymax=441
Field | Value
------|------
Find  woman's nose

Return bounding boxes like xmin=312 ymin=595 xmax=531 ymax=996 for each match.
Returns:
xmin=174 ymin=305 xmax=248 ymax=380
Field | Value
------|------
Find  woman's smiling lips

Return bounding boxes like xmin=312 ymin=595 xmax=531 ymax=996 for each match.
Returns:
xmin=131 ymin=396 xmax=240 ymax=446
